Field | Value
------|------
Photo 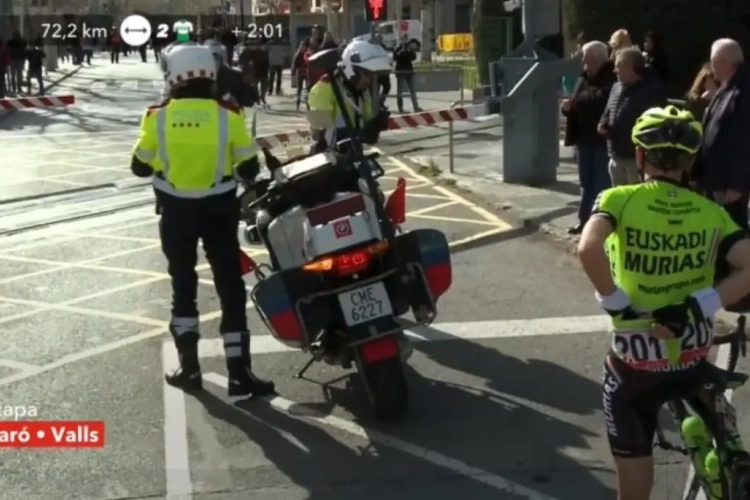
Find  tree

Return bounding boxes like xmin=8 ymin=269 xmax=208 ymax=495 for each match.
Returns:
xmin=561 ymin=0 xmax=750 ymax=94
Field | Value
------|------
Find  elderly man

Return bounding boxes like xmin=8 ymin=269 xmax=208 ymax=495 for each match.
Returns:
xmin=562 ymin=41 xmax=616 ymax=235
xmin=599 ymin=47 xmax=665 ymax=186
xmin=696 ymin=38 xmax=750 ymax=231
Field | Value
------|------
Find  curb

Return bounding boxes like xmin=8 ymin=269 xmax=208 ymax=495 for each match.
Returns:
xmin=0 ymin=63 xmax=84 ymax=123
xmin=404 ymin=153 xmax=581 ymax=255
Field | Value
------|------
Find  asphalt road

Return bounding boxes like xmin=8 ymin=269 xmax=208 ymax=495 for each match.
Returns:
xmin=0 ymin=149 xmax=736 ymax=499
xmin=3 ymin=52 xmax=745 ymax=500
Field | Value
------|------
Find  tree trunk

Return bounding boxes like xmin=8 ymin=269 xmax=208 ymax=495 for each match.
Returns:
xmin=471 ymin=0 xmax=489 ymax=85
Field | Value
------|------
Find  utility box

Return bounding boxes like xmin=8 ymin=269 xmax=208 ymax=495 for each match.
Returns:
xmin=500 ymin=56 xmax=580 ymax=185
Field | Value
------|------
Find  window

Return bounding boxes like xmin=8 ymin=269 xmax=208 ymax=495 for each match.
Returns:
xmin=311 ymin=0 xmax=323 ymax=10
xmin=401 ymin=6 xmax=411 ymax=19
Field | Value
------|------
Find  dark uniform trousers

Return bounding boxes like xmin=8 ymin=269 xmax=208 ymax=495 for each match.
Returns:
xmin=158 ymin=191 xmax=248 ymax=339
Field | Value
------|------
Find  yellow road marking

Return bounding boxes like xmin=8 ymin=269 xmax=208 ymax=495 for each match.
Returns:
xmin=410 ymin=214 xmax=500 ymax=226
xmin=406 ymin=200 xmax=459 ymax=216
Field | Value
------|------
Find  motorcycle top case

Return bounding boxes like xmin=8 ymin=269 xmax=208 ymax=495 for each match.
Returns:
xmin=266 ymin=192 xmax=383 ymax=270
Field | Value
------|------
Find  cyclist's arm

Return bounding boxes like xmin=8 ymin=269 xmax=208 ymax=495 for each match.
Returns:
xmin=578 ymin=189 xmax=622 ymax=295
xmin=578 ymin=216 xmax=616 ymax=296
xmin=715 ymin=209 xmax=750 ymax=306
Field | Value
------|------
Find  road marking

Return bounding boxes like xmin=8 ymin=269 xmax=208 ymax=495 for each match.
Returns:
xmin=410 ymin=213 xmax=501 ymax=226
xmin=0 ymin=359 xmax=40 ymax=372
xmin=0 ymin=295 xmax=165 ymax=327
xmin=162 ymin=345 xmax=194 ymax=498
xmin=0 ymin=305 xmax=233 ymax=389
xmin=189 ymin=316 xmax=610 ymax=358
xmin=407 ymin=200 xmax=459 ymax=216
xmin=203 ymin=373 xmax=560 ymax=500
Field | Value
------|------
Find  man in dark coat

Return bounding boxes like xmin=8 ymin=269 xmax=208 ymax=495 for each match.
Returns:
xmin=561 ymin=40 xmax=616 ymax=234
xmin=697 ymin=38 xmax=750 ymax=232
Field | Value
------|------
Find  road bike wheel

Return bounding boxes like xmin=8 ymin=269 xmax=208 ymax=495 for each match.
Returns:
xmin=730 ymin=461 xmax=750 ymax=499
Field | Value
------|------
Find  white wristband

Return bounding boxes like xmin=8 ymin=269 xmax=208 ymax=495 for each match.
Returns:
xmin=596 ymin=287 xmax=631 ymax=311
xmin=691 ymin=287 xmax=722 ymax=318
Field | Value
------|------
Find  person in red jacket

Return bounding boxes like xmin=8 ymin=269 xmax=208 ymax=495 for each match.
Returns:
xmin=304 ymin=38 xmax=324 ymax=86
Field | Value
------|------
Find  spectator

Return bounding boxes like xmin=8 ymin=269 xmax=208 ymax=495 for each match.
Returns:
xmin=81 ymin=38 xmax=93 ymax=65
xmin=696 ymin=38 xmax=750 ymax=231
xmin=220 ymin=28 xmax=238 ymax=66
xmin=0 ymin=38 xmax=6 ymax=98
xmin=266 ymin=38 xmax=285 ymax=96
xmin=685 ymin=62 xmax=717 ymax=120
xmin=292 ymin=39 xmax=309 ymax=111
xmin=561 ymin=41 xmax=616 ymax=235
xmin=599 ymin=47 xmax=665 ymax=186
xmin=608 ymin=29 xmax=632 ymax=59
xmin=238 ymin=40 xmax=270 ymax=109
xmin=304 ymin=37 xmax=325 ymax=86
xmin=25 ymin=38 xmax=45 ymax=95
xmin=6 ymin=31 xmax=26 ymax=94
xmin=321 ymin=31 xmax=337 ymax=50
xmin=643 ymin=31 xmax=668 ymax=84
xmin=108 ymin=28 xmax=121 ymax=63
xmin=311 ymin=25 xmax=324 ymax=47
xmin=393 ymin=35 xmax=421 ymax=113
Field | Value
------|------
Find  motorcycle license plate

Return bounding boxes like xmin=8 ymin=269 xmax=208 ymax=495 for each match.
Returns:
xmin=337 ymin=282 xmax=392 ymax=326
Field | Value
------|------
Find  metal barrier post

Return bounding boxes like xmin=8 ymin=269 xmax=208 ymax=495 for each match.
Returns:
xmin=459 ymin=70 xmax=465 ymax=105
xmin=448 ymin=120 xmax=455 ymax=173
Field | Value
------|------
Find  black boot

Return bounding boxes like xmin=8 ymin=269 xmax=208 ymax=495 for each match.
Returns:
xmin=227 ymin=359 xmax=275 ymax=401
xmin=165 ymin=331 xmax=203 ymax=392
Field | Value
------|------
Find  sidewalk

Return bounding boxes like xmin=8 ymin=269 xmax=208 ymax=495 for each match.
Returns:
xmin=405 ymin=139 xmax=583 ymax=251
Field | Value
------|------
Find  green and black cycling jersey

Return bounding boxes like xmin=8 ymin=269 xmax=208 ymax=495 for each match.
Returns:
xmin=593 ymin=177 xmax=744 ymax=331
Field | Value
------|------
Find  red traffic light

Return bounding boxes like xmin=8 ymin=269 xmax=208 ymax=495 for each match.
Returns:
xmin=365 ymin=0 xmax=387 ymax=21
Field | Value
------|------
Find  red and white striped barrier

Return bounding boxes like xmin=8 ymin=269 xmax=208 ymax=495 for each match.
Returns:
xmin=0 ymin=95 xmax=75 ymax=110
xmin=255 ymin=104 xmax=486 ymax=150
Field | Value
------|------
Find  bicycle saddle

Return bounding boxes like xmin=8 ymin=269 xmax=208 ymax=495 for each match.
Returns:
xmin=704 ymin=363 xmax=749 ymax=391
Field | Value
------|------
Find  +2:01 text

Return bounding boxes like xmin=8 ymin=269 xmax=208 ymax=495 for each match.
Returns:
xmin=233 ymin=23 xmax=284 ymax=39
xmin=41 ymin=23 xmax=108 ymax=40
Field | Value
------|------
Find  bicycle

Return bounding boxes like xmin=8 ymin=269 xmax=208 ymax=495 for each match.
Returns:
xmin=654 ymin=315 xmax=750 ymax=499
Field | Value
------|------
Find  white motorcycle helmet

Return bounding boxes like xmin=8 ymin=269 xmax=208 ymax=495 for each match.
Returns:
xmin=340 ymin=40 xmax=392 ymax=83
xmin=163 ymin=44 xmax=217 ymax=89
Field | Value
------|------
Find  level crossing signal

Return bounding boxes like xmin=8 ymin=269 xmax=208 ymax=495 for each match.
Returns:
xmin=365 ymin=0 xmax=387 ymax=21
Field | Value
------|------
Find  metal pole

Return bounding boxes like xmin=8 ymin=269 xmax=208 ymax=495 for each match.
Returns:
xmin=448 ymin=120 xmax=454 ymax=173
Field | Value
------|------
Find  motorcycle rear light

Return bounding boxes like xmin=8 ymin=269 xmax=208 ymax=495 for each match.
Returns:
xmin=359 ymin=336 xmax=400 ymax=364
xmin=303 ymin=241 xmax=389 ymax=275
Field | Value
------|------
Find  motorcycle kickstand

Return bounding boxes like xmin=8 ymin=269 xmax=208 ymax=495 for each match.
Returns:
xmin=294 ymin=357 xmax=316 ymax=379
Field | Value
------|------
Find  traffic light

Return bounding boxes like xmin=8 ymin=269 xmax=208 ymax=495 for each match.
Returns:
xmin=365 ymin=0 xmax=387 ymax=22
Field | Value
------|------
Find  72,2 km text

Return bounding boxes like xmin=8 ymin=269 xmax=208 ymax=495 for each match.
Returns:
xmin=41 ymin=22 xmax=109 ymax=43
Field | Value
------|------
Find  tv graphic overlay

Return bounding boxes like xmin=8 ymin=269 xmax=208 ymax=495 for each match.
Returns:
xmin=34 ymin=15 xmax=113 ymax=47
xmin=119 ymin=14 xmax=152 ymax=47
xmin=0 ymin=421 xmax=105 ymax=448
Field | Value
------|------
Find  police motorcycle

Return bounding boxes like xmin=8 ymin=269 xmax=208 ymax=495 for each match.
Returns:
xmin=238 ymin=48 xmax=453 ymax=420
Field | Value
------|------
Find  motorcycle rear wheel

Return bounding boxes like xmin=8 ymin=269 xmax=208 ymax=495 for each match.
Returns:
xmin=357 ymin=356 xmax=408 ymax=421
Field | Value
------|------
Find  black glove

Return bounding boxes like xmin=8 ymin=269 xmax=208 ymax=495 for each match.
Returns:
xmin=375 ymin=108 xmax=391 ymax=132
xmin=652 ymin=297 xmax=706 ymax=338
xmin=262 ymin=148 xmax=283 ymax=171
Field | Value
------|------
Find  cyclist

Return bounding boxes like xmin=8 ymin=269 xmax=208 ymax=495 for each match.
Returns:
xmin=577 ymin=105 xmax=750 ymax=499
xmin=307 ymin=39 xmax=391 ymax=152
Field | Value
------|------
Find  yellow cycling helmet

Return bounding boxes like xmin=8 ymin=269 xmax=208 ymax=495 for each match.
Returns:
xmin=631 ymin=105 xmax=703 ymax=168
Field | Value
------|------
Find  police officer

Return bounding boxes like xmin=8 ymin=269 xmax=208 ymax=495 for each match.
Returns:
xmin=308 ymin=39 xmax=392 ymax=151
xmin=130 ymin=44 xmax=275 ymax=400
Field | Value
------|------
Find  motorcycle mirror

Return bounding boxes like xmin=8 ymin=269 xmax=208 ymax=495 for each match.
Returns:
xmin=306 ymin=109 xmax=336 ymax=130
